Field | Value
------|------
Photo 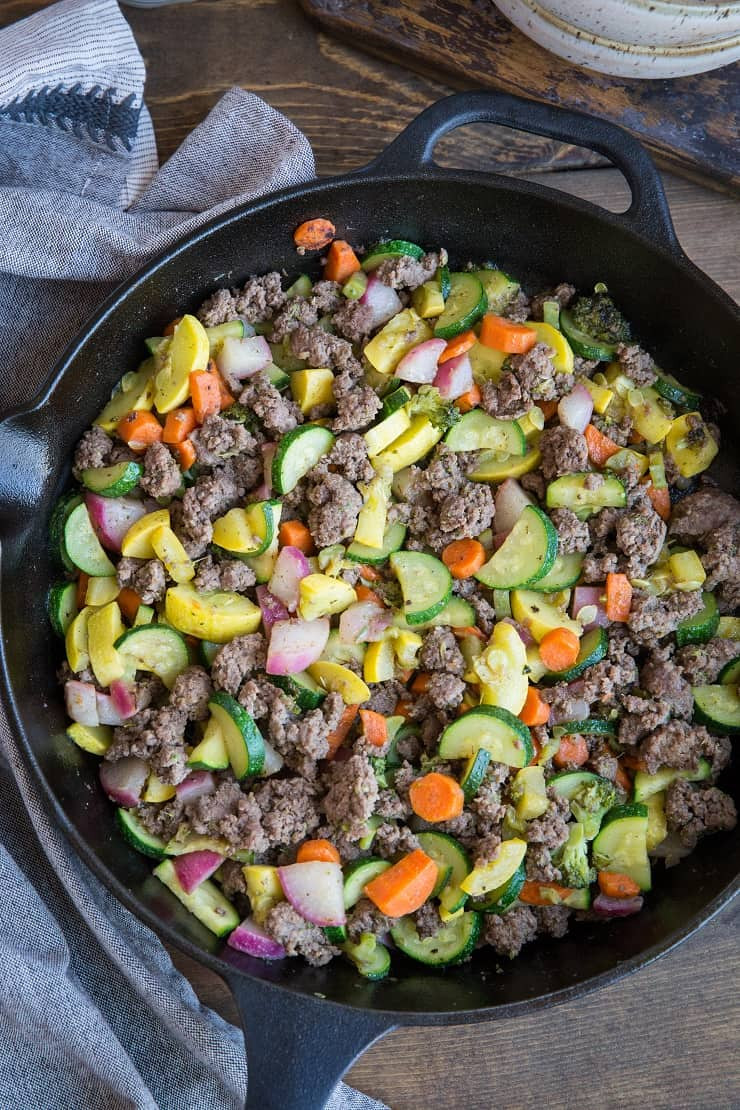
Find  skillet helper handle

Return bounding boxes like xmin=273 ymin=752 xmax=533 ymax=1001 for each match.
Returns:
xmin=227 ymin=973 xmax=395 ymax=1110
xmin=366 ymin=90 xmax=680 ymax=253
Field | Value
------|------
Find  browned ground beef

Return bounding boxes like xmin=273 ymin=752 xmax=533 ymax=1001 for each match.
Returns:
xmin=616 ymin=342 xmax=656 ymax=386
xmin=264 ymin=902 xmax=340 ymax=966
xmin=72 ymin=426 xmax=112 ymax=477
xmin=191 ymin=413 xmax=257 ymax=465
xmin=665 ymin=780 xmax=736 ymax=849
xmin=211 ymin=634 xmax=266 ymax=695
xmin=627 ymin=589 xmax=704 ymax=646
xmin=375 ymin=250 xmax=444 ymax=291
xmin=307 ymin=471 xmax=363 ymax=547
xmin=539 ymin=426 xmax=588 ymax=481
xmin=197 ymin=272 xmax=286 ymax=327
xmin=676 ymin=639 xmax=740 ymax=685
xmin=140 ymin=441 xmax=182 ymax=499
xmin=239 ymin=372 xmax=303 ymax=437
xmin=116 ymin=557 xmax=167 ymax=604
xmin=484 ymin=906 xmax=538 ymax=958
xmin=549 ymin=508 xmax=590 ymax=553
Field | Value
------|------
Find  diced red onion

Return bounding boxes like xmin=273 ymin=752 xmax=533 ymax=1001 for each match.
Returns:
xmin=256 ymin=585 xmax=290 ymax=632
xmin=268 ymin=545 xmax=311 ymax=612
xmin=557 ymin=383 xmax=594 ymax=433
xmin=85 ymin=493 xmax=149 ymax=553
xmin=494 ymin=478 xmax=534 ymax=534
xmin=99 ymin=756 xmax=148 ymax=807
xmin=110 ymin=679 xmax=137 ymax=719
xmin=395 ymin=338 xmax=447 ymax=384
xmin=499 ymin=617 xmax=535 ymax=647
xmin=227 ymin=917 xmax=286 ymax=959
xmin=216 ymin=335 xmax=271 ymax=382
xmin=172 ymin=850 xmax=224 ymax=894
xmin=339 ymin=601 xmax=392 ymax=645
xmin=549 ymin=696 xmax=590 ymax=725
xmin=593 ymin=893 xmax=644 ymax=917
xmin=260 ymin=739 xmax=284 ymax=777
xmin=266 ymin=618 xmax=330 ymax=676
xmin=175 ymin=770 xmax=216 ymax=802
xmin=277 ymin=861 xmax=346 ymax=927
xmin=433 ymin=352 xmax=473 ymax=400
xmin=96 ymin=692 xmax=126 ymax=726
xmin=359 ymin=275 xmax=403 ymax=329
xmin=571 ymin=586 xmax=609 ymax=630
xmin=65 ymin=680 xmax=99 ymax=726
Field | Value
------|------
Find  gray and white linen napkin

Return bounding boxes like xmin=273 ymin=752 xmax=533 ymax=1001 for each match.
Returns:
xmin=0 ymin=2 xmax=385 ymax=1106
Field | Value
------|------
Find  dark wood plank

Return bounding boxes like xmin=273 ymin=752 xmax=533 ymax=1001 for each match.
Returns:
xmin=301 ymin=0 xmax=740 ymax=193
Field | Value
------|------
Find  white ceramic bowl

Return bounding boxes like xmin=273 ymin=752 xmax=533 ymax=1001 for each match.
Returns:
xmin=541 ymin=0 xmax=740 ymax=47
xmin=495 ymin=0 xmax=740 ymax=77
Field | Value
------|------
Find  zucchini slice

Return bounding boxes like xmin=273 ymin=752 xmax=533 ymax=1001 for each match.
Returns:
xmin=153 ymin=859 xmax=240 ymax=937
xmin=269 ymin=670 xmax=326 ymax=710
xmin=654 ymin=373 xmax=701 ymax=412
xmin=434 ymin=273 xmax=488 ymax=340
xmin=632 ymin=758 xmax=711 ymax=802
xmin=542 ymin=626 xmax=608 ymax=684
xmin=115 ymin=624 xmax=190 ymax=689
xmin=526 ymin=551 xmax=583 ymax=592
xmin=49 ymin=491 xmax=83 ymax=571
xmin=346 ymin=520 xmax=407 ymax=565
xmin=389 ymin=551 xmax=452 ymax=626
xmin=592 ymin=803 xmax=651 ymax=891
xmin=391 ymin=909 xmax=480 ymax=966
xmin=560 ymin=308 xmax=616 ymax=362
xmin=460 ymin=749 xmax=491 ymax=802
xmin=470 ymin=445 xmax=541 ymax=483
xmin=343 ymin=857 xmax=391 ymax=909
xmin=475 ymin=505 xmax=557 ymax=589
xmin=341 ymin=935 xmax=392 ymax=980
xmin=381 ymin=385 xmax=412 ymax=418
xmin=80 ymin=460 xmax=143 ymax=497
xmin=471 ymin=860 xmax=526 ymax=914
xmin=676 ymin=591 xmax=719 ymax=648
xmin=212 ymin=499 xmax=280 ymax=559
xmin=719 ymin=657 xmax=740 ymax=686
xmin=272 ymin=424 xmax=335 ymax=495
xmin=546 ymin=472 xmax=626 ymax=517
xmin=473 ymin=269 xmax=519 ymax=314
xmin=47 ymin=580 xmax=78 ymax=638
xmin=209 ymin=691 xmax=265 ymax=778
xmin=444 ymin=410 xmax=526 ymax=456
xmin=693 ymin=684 xmax=740 ymax=735
xmin=416 ymin=831 xmax=471 ymax=918
xmin=557 ymin=718 xmax=615 ymax=737
xmin=392 ymin=596 xmax=476 ymax=632
xmin=64 ymin=502 xmax=116 ymax=577
xmin=116 ymin=808 xmax=168 ymax=860
xmin=187 ymin=717 xmax=229 ymax=771
xmin=362 ymin=239 xmax=424 ymax=271
xmin=438 ymin=706 xmax=534 ymax=767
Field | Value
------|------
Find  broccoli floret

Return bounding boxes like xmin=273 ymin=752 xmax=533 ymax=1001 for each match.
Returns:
xmin=406 ymin=385 xmax=460 ymax=432
xmin=222 ymin=402 xmax=259 ymax=432
xmin=570 ymin=777 xmax=618 ymax=840
xmin=557 ymin=822 xmax=596 ymax=889
xmin=570 ymin=291 xmax=631 ymax=345
xmin=368 ymin=756 xmax=388 ymax=789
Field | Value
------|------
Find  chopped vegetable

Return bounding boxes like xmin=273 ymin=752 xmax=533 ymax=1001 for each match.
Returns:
xmin=293 ymin=218 xmax=335 ymax=250
xmin=538 ymin=627 xmax=580 ymax=672
xmin=363 ymin=849 xmax=438 ymax=917
xmin=409 ymin=772 xmax=465 ymax=823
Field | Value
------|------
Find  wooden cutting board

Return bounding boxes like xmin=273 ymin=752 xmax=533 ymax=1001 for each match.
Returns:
xmin=300 ymin=0 xmax=739 ymax=193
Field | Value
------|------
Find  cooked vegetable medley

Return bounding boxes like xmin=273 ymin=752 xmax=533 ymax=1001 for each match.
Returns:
xmin=52 ymin=229 xmax=738 ymax=974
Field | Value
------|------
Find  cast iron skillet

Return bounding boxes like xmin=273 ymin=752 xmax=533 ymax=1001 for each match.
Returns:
xmin=0 ymin=92 xmax=738 ymax=1109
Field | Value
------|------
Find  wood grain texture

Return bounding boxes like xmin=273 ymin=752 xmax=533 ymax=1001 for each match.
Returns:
xmin=301 ymin=0 xmax=740 ymax=193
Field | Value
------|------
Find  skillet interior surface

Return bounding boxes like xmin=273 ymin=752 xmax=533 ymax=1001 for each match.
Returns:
xmin=1 ymin=100 xmax=739 ymax=1025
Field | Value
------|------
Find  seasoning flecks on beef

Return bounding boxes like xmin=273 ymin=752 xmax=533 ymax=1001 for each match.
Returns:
xmin=168 ymin=665 xmax=213 ymax=721
xmin=307 ymin=471 xmax=363 ymax=548
xmin=539 ymin=426 xmax=589 ymax=482
xmin=616 ymin=342 xmax=657 ymax=387
xmin=263 ymin=902 xmax=340 ymax=966
xmin=116 ymin=557 xmax=167 ymax=604
xmin=321 ymin=752 xmax=379 ymax=841
xmin=627 ymin=589 xmax=704 ymax=646
xmin=139 ymin=441 xmax=182 ymax=500
xmin=483 ymin=906 xmax=538 ymax=958
xmin=664 ymin=780 xmax=737 ymax=850
xmin=549 ymin=508 xmax=590 ymax=554
xmin=211 ymin=634 xmax=267 ymax=695
xmin=374 ymin=250 xmax=444 ymax=292
xmin=419 ymin=627 xmax=466 ymax=675
xmin=239 ymin=372 xmax=303 ymax=437
xmin=72 ymin=426 xmax=112 ymax=478
xmin=197 ymin=272 xmax=286 ymax=328
xmin=255 ymin=777 xmax=321 ymax=848
xmin=191 ymin=413 xmax=257 ymax=465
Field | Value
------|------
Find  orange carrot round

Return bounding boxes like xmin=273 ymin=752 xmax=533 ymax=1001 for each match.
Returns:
xmin=278 ymin=520 xmax=314 ymax=553
xmin=536 ymin=399 xmax=558 ymax=421
xmin=597 ymin=871 xmax=640 ymax=899
xmin=410 ymin=672 xmax=432 ymax=695
xmin=605 ymin=572 xmax=633 ymax=623
xmin=358 ymin=564 xmax=381 ymax=582
xmin=409 ymin=772 xmax=465 ymax=823
xmin=479 ymin=314 xmax=536 ymax=354
xmin=539 ymin=627 xmax=581 ymax=672
xmin=325 ymin=704 xmax=360 ymax=759
xmin=363 ymin=849 xmax=438 ymax=917
xmin=438 ymin=330 xmax=477 ymax=363
xmin=354 ymin=584 xmax=384 ymax=606
xmin=163 ymin=407 xmax=198 ymax=444
xmin=393 ymin=699 xmax=413 ymax=719
xmin=442 ymin=538 xmax=486 ymax=579
xmin=117 ymin=410 xmax=163 ymax=451
xmin=293 ymin=218 xmax=335 ymax=251
xmin=584 ymin=422 xmax=620 ymax=466
xmin=297 ymin=839 xmax=341 ymax=865
xmin=644 ymin=483 xmax=671 ymax=522
xmin=358 ymin=708 xmax=388 ymax=748
xmin=519 ymin=687 xmax=551 ymax=727
xmin=455 ymin=384 xmax=482 ymax=413
xmin=553 ymin=733 xmax=589 ymax=769
xmin=174 ymin=439 xmax=197 ymax=471
xmin=117 ymin=587 xmax=142 ymax=623
xmin=451 ymin=624 xmax=485 ymax=641
xmin=324 ymin=239 xmax=360 ymax=283
xmin=519 ymin=880 xmax=574 ymax=906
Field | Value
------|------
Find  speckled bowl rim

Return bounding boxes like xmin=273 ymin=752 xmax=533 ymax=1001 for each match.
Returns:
xmin=627 ymin=0 xmax=740 ymax=12
xmin=518 ymin=0 xmax=740 ymax=54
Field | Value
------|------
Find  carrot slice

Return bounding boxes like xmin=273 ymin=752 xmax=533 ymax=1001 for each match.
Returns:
xmin=438 ymin=330 xmax=476 ymax=363
xmin=605 ymin=572 xmax=633 ymax=623
xmin=297 ymin=839 xmax=341 ymax=865
xmin=355 ymin=585 xmax=384 ymax=606
xmin=553 ymin=733 xmax=589 ymax=769
xmin=293 ymin=218 xmax=335 ymax=251
xmin=538 ymin=627 xmax=580 ymax=672
xmin=324 ymin=239 xmax=361 ymax=283
xmin=644 ymin=483 xmax=671 ymax=522
xmin=358 ymin=708 xmax=388 ymax=748
xmin=451 ymin=625 xmax=486 ymax=641
xmin=479 ymin=314 xmax=536 ymax=354
xmin=455 ymin=384 xmax=482 ymax=413
xmin=278 ymin=520 xmax=314 ymax=553
xmin=441 ymin=538 xmax=486 ymax=579
xmin=117 ymin=587 xmax=142 ymax=623
xmin=117 ymin=410 xmax=163 ymax=451
xmin=205 ymin=359 xmax=235 ymax=410
xmin=409 ymin=772 xmax=465 ymax=823
xmin=393 ymin=699 xmax=413 ymax=719
xmin=325 ymin=704 xmax=360 ymax=758
xmin=536 ymin=399 xmax=558 ymax=421
xmin=190 ymin=370 xmax=221 ymax=424
xmin=363 ymin=849 xmax=438 ymax=917
xmin=410 ymin=672 xmax=432 ymax=695
xmin=597 ymin=871 xmax=640 ymax=899
xmin=615 ymin=763 xmax=633 ymax=794
xmin=584 ymin=422 xmax=620 ymax=466
xmin=358 ymin=564 xmax=381 ymax=582
xmin=76 ymin=572 xmax=90 ymax=610
xmin=163 ymin=407 xmax=198 ymax=444
xmin=519 ymin=880 xmax=575 ymax=907
xmin=173 ymin=439 xmax=197 ymax=470
xmin=519 ymin=687 xmax=550 ymax=727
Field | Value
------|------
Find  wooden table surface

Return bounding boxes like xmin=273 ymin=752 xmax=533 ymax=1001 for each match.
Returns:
xmin=9 ymin=0 xmax=739 ymax=1105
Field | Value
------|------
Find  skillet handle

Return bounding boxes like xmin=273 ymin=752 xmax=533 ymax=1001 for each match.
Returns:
xmin=364 ymin=91 xmax=680 ymax=253
xmin=226 ymin=972 xmax=395 ymax=1110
